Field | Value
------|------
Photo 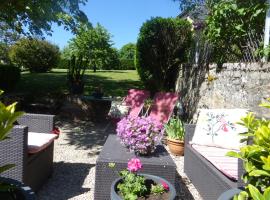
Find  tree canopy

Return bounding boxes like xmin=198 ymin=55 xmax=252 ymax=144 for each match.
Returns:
xmin=0 ymin=0 xmax=88 ymax=36
xmin=66 ymin=23 xmax=118 ymax=71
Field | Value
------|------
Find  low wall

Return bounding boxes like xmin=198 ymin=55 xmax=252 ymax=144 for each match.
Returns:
xmin=176 ymin=63 xmax=270 ymax=122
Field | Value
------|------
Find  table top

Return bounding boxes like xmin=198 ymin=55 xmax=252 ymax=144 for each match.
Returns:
xmin=82 ymin=96 xmax=113 ymax=102
xmin=97 ymin=135 xmax=176 ymax=167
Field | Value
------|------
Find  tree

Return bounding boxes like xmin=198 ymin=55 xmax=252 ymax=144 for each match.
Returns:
xmin=137 ymin=17 xmax=192 ymax=92
xmin=0 ymin=0 xmax=88 ymax=36
xmin=119 ymin=43 xmax=136 ymax=70
xmin=69 ymin=23 xmax=116 ymax=71
xmin=9 ymin=38 xmax=60 ymax=73
xmin=0 ymin=22 xmax=20 ymax=63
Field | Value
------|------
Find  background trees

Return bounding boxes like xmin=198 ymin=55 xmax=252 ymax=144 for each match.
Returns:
xmin=136 ymin=17 xmax=192 ymax=93
xmin=119 ymin=43 xmax=136 ymax=70
xmin=9 ymin=38 xmax=60 ymax=73
xmin=67 ymin=23 xmax=118 ymax=71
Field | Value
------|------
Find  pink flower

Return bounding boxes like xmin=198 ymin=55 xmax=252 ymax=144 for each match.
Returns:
xmin=127 ymin=158 xmax=142 ymax=172
xmin=161 ymin=181 xmax=169 ymax=191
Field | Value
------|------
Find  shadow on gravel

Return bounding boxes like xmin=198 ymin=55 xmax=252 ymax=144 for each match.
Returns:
xmin=175 ymin=173 xmax=195 ymax=200
xmin=56 ymin=118 xmax=116 ymax=155
xmin=37 ymin=162 xmax=95 ymax=200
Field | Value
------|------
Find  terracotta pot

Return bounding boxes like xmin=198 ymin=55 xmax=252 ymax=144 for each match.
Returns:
xmin=166 ymin=138 xmax=184 ymax=156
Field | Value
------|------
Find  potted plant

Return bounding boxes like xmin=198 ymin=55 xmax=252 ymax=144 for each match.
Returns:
xmin=0 ymin=90 xmax=36 ymax=199
xmin=218 ymin=98 xmax=270 ymax=200
xmin=116 ymin=116 xmax=164 ymax=155
xmin=109 ymin=158 xmax=176 ymax=200
xmin=165 ymin=117 xmax=185 ymax=156
xmin=67 ymin=55 xmax=88 ymax=95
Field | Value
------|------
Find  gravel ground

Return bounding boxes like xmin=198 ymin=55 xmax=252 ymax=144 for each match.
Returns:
xmin=37 ymin=118 xmax=202 ymax=200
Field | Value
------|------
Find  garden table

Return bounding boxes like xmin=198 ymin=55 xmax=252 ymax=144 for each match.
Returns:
xmin=94 ymin=134 xmax=176 ymax=200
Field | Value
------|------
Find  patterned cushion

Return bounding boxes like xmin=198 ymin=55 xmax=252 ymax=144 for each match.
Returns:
xmin=192 ymin=144 xmax=239 ymax=180
xmin=108 ymin=101 xmax=130 ymax=119
xmin=191 ymin=109 xmax=248 ymax=150
xmin=28 ymin=132 xmax=57 ymax=154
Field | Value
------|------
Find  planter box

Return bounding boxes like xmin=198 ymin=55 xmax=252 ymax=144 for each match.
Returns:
xmin=94 ymin=135 xmax=176 ymax=200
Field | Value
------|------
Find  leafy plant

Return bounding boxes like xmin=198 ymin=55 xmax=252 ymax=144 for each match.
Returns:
xmin=109 ymin=158 xmax=170 ymax=200
xmin=67 ymin=55 xmax=88 ymax=85
xmin=227 ymin=98 xmax=270 ymax=199
xmin=0 ymin=90 xmax=24 ymax=189
xmin=205 ymin=0 xmax=268 ymax=63
xmin=165 ymin=117 xmax=185 ymax=141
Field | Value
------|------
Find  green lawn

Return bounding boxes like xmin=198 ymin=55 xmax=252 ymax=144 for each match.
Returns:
xmin=14 ymin=69 xmax=143 ymax=97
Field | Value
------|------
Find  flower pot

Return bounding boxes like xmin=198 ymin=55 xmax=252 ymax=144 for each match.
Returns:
xmin=166 ymin=138 xmax=184 ymax=156
xmin=217 ymin=188 xmax=242 ymax=200
xmin=0 ymin=177 xmax=36 ymax=200
xmin=110 ymin=173 xmax=176 ymax=200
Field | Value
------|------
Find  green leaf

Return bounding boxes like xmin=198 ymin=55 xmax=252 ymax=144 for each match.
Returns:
xmin=263 ymin=187 xmax=270 ymax=200
xmin=249 ymin=170 xmax=270 ymax=177
xmin=0 ymin=164 xmax=15 ymax=174
xmin=226 ymin=151 xmax=242 ymax=159
xmin=248 ymin=184 xmax=265 ymax=200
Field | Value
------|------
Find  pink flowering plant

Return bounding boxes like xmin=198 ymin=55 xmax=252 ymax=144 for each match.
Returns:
xmin=116 ymin=116 xmax=164 ymax=155
xmin=109 ymin=158 xmax=169 ymax=200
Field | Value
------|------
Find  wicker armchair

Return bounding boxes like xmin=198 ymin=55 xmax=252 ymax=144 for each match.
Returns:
xmin=0 ymin=113 xmax=55 ymax=191
xmin=184 ymin=124 xmax=245 ymax=200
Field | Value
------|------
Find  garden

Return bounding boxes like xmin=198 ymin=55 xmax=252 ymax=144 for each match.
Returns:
xmin=0 ymin=0 xmax=270 ymax=200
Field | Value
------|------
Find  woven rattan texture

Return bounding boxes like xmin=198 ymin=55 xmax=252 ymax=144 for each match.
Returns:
xmin=94 ymin=135 xmax=176 ymax=200
xmin=0 ymin=113 xmax=55 ymax=191
xmin=184 ymin=124 xmax=245 ymax=200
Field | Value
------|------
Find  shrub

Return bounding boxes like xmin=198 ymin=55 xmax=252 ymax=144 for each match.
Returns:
xmin=0 ymin=64 xmax=20 ymax=91
xmin=227 ymin=99 xmax=270 ymax=199
xmin=9 ymin=38 xmax=60 ymax=73
xmin=136 ymin=17 xmax=192 ymax=92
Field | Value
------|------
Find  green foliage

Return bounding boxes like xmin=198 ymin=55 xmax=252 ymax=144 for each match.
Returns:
xmin=227 ymin=99 xmax=270 ymax=199
xmin=119 ymin=43 xmax=136 ymax=70
xmin=205 ymin=0 xmax=268 ymax=63
xmin=151 ymin=184 xmax=165 ymax=195
xmin=0 ymin=64 xmax=21 ymax=91
xmin=165 ymin=117 xmax=185 ymax=141
xmin=102 ymin=48 xmax=121 ymax=70
xmin=69 ymin=23 xmax=118 ymax=71
xmin=0 ymin=0 xmax=88 ymax=36
xmin=117 ymin=170 xmax=147 ymax=200
xmin=9 ymin=38 xmax=60 ymax=73
xmin=0 ymin=90 xmax=24 ymax=184
xmin=136 ymin=17 xmax=192 ymax=92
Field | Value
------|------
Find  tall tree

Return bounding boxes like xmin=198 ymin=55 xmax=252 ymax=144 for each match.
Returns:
xmin=0 ymin=0 xmax=88 ymax=36
xmin=69 ymin=23 xmax=116 ymax=71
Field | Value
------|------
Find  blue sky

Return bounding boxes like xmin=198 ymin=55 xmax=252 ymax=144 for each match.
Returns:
xmin=45 ymin=0 xmax=180 ymax=50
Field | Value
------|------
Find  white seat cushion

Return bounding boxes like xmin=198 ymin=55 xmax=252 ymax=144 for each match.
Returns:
xmin=28 ymin=132 xmax=57 ymax=154
xmin=108 ymin=101 xmax=130 ymax=118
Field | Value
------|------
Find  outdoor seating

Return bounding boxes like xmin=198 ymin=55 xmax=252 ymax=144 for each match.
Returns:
xmin=147 ymin=92 xmax=179 ymax=124
xmin=0 ymin=113 xmax=56 ymax=192
xmin=184 ymin=109 xmax=248 ymax=200
xmin=108 ymin=89 xmax=150 ymax=119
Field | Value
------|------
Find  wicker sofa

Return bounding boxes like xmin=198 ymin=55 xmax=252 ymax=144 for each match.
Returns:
xmin=0 ymin=113 xmax=55 ymax=191
xmin=184 ymin=124 xmax=245 ymax=200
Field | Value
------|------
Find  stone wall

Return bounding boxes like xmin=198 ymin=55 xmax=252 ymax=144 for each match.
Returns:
xmin=176 ymin=63 xmax=270 ymax=122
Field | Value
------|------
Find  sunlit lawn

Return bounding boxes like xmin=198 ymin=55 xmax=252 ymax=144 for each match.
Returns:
xmin=14 ymin=69 xmax=143 ymax=97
